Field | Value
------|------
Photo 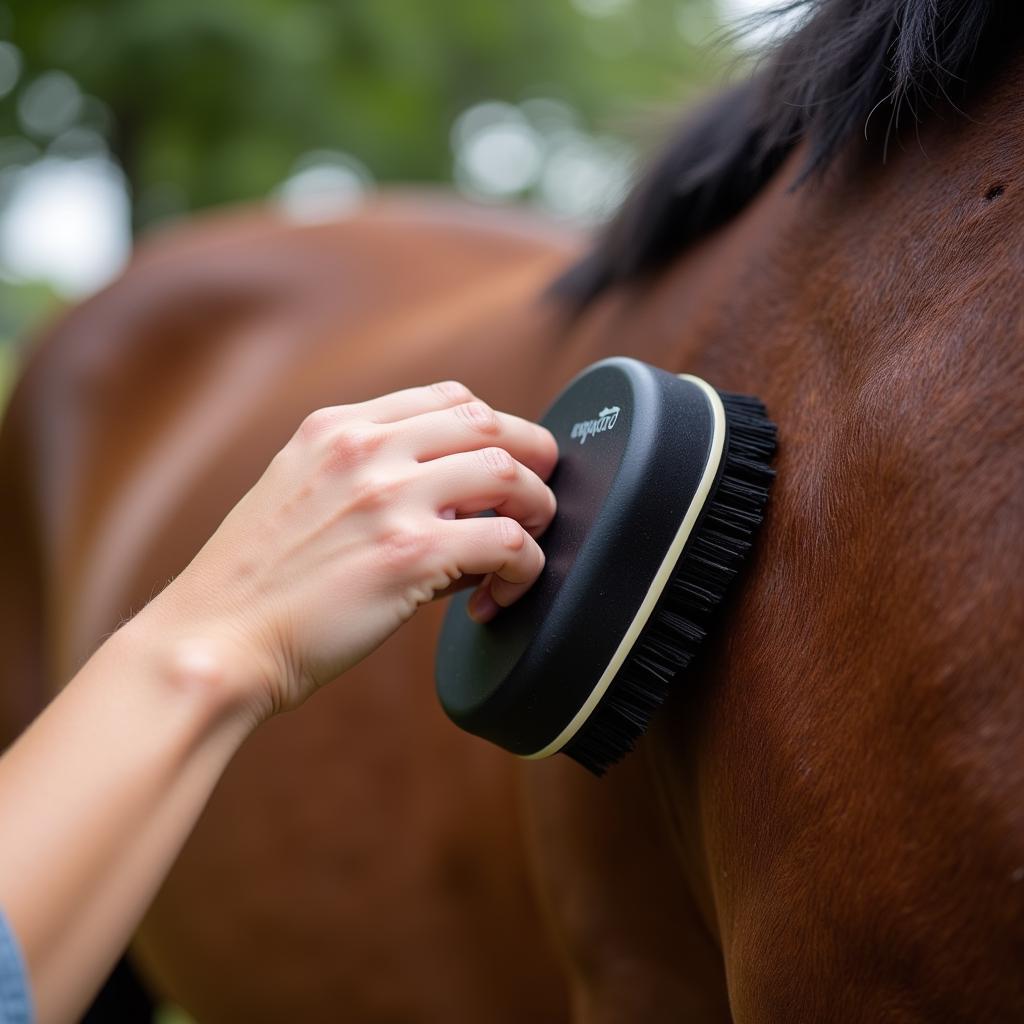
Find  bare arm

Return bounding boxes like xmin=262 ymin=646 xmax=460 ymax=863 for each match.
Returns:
xmin=0 ymin=380 xmax=558 ymax=1024
xmin=0 ymin=620 xmax=255 ymax=1023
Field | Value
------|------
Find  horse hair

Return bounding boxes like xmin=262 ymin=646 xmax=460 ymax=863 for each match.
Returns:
xmin=554 ymin=0 xmax=1020 ymax=307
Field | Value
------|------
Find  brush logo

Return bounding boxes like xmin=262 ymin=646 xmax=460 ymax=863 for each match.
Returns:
xmin=569 ymin=405 xmax=621 ymax=444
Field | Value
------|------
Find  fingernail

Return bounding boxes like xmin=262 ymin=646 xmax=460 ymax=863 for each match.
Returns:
xmin=468 ymin=588 xmax=500 ymax=623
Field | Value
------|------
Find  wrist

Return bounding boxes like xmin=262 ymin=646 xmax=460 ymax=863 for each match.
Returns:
xmin=108 ymin=607 xmax=272 ymax=738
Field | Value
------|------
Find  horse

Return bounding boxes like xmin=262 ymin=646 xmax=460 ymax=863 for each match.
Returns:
xmin=2 ymin=0 xmax=1022 ymax=1019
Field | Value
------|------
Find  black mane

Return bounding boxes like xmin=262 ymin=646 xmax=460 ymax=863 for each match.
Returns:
xmin=556 ymin=0 xmax=1020 ymax=306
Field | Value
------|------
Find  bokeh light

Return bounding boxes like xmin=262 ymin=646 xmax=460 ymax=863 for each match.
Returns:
xmin=17 ymin=69 xmax=82 ymax=138
xmin=0 ymin=156 xmax=130 ymax=296
xmin=274 ymin=150 xmax=374 ymax=223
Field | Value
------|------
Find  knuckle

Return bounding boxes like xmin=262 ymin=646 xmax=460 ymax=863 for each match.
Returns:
xmin=430 ymin=380 xmax=474 ymax=406
xmin=322 ymin=425 xmax=385 ymax=470
xmin=348 ymin=471 xmax=404 ymax=512
xmin=455 ymin=401 xmax=500 ymax=436
xmin=377 ymin=520 xmax=434 ymax=570
xmin=299 ymin=406 xmax=342 ymax=441
xmin=479 ymin=446 xmax=516 ymax=481
xmin=495 ymin=516 xmax=527 ymax=551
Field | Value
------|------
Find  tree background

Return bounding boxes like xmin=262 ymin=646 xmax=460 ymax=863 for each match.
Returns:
xmin=0 ymin=0 xmax=740 ymax=395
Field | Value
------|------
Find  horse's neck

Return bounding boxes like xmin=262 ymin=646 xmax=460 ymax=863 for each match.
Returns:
xmin=566 ymin=50 xmax=1024 ymax=979
xmin=580 ymin=54 xmax=1024 ymax=386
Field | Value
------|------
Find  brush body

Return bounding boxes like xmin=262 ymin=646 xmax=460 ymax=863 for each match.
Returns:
xmin=435 ymin=357 xmax=775 ymax=774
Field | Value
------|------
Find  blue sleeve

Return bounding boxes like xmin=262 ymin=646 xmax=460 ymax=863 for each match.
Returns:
xmin=0 ymin=911 xmax=32 ymax=1024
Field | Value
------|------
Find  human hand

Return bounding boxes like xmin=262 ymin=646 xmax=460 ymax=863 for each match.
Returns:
xmin=138 ymin=381 xmax=558 ymax=721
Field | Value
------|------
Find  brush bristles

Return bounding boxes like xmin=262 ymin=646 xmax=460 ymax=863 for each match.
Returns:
xmin=563 ymin=391 xmax=777 ymax=776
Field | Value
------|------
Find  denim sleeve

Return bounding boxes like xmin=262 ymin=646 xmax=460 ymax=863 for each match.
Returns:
xmin=0 ymin=911 xmax=32 ymax=1024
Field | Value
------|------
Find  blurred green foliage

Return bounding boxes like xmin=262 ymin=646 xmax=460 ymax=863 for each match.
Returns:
xmin=0 ymin=275 xmax=60 ymax=362
xmin=0 ymin=0 xmax=732 ymax=363
xmin=2 ymin=0 xmax=725 ymax=230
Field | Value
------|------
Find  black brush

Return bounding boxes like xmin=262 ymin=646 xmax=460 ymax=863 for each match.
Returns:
xmin=434 ymin=357 xmax=776 ymax=775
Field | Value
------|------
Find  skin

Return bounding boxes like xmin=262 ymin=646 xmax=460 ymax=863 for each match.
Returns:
xmin=0 ymin=380 xmax=559 ymax=1024
xmin=2 ymin=56 xmax=1023 ymax=1024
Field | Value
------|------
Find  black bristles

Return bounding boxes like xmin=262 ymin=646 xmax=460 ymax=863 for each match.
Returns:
xmin=563 ymin=391 xmax=777 ymax=775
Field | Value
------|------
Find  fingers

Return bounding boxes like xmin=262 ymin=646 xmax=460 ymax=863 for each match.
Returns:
xmin=416 ymin=446 xmax=556 ymax=537
xmin=440 ymin=516 xmax=546 ymax=622
xmin=355 ymin=380 xmax=479 ymax=424
xmin=296 ymin=382 xmax=479 ymax=441
xmin=395 ymin=400 xmax=559 ymax=481
xmin=290 ymin=384 xmax=558 ymax=629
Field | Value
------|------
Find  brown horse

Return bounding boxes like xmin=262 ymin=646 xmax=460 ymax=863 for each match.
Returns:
xmin=3 ymin=1 xmax=1023 ymax=1020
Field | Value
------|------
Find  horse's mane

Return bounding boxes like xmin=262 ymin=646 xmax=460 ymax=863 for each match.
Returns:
xmin=555 ymin=0 xmax=1019 ymax=307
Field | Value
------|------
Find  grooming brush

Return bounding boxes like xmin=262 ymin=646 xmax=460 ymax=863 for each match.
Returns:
xmin=434 ymin=356 xmax=776 ymax=775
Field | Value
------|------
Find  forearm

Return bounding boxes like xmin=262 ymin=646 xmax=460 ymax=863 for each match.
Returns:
xmin=0 ymin=381 xmax=558 ymax=1023
xmin=0 ymin=614 xmax=259 ymax=1024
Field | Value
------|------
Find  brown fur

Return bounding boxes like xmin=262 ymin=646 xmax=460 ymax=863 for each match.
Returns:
xmin=2 ymin=58 xmax=1023 ymax=1024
